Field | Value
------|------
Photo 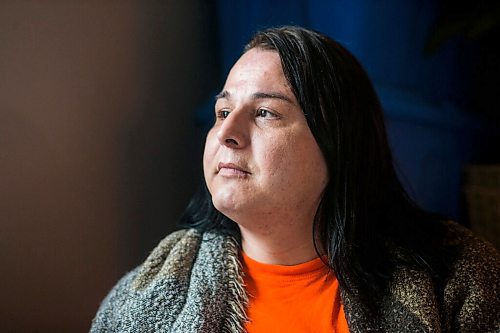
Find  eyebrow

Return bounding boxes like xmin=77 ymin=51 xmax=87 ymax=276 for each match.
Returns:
xmin=215 ymin=90 xmax=294 ymax=104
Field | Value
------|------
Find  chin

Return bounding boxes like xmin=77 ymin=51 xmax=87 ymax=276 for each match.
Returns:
xmin=211 ymin=191 xmax=239 ymax=214
xmin=213 ymin=193 xmax=256 ymax=222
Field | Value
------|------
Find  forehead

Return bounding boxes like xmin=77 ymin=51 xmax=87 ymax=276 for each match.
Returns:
xmin=224 ymin=48 xmax=290 ymax=92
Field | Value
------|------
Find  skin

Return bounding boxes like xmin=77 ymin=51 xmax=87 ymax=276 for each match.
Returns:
xmin=203 ymin=48 xmax=328 ymax=265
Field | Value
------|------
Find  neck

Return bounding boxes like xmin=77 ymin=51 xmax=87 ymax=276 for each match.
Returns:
xmin=239 ymin=220 xmax=319 ymax=266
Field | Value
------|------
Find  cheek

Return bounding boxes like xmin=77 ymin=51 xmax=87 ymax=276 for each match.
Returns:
xmin=256 ymin=133 xmax=303 ymax=183
xmin=261 ymin=142 xmax=286 ymax=177
xmin=276 ymin=130 xmax=328 ymax=189
xmin=203 ymin=131 xmax=218 ymax=181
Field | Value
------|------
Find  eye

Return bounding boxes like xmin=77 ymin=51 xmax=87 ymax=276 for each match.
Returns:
xmin=256 ymin=108 xmax=277 ymax=118
xmin=216 ymin=110 xmax=230 ymax=119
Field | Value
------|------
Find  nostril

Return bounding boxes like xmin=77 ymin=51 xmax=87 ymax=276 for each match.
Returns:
xmin=225 ymin=138 xmax=238 ymax=146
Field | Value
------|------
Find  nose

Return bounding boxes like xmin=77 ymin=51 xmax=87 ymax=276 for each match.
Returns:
xmin=216 ymin=110 xmax=249 ymax=149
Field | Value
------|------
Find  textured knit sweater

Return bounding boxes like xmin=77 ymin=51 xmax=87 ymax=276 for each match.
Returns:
xmin=90 ymin=222 xmax=500 ymax=332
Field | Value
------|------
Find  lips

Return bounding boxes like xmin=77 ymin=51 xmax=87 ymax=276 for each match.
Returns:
xmin=217 ymin=162 xmax=250 ymax=177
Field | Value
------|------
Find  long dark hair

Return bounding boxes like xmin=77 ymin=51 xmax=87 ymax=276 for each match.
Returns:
xmin=180 ymin=26 xmax=447 ymax=305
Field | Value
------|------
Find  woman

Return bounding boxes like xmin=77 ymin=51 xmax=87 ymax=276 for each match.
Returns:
xmin=91 ymin=26 xmax=499 ymax=332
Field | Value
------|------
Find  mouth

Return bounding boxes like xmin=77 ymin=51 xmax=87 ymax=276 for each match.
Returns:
xmin=217 ymin=162 xmax=251 ymax=177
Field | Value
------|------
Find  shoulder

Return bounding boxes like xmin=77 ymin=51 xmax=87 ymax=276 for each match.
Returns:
xmin=91 ymin=228 xmax=244 ymax=332
xmin=378 ymin=221 xmax=499 ymax=332
xmin=439 ymin=221 xmax=500 ymax=331
xmin=440 ymin=220 xmax=499 ymax=284
xmin=90 ymin=229 xmax=205 ymax=332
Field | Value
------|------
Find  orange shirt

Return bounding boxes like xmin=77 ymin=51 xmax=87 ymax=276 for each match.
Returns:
xmin=242 ymin=251 xmax=349 ymax=332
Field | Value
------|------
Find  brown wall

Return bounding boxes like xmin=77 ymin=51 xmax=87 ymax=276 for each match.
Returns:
xmin=0 ymin=1 xmax=216 ymax=331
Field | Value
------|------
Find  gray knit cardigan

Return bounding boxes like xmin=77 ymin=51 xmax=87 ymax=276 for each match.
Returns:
xmin=91 ymin=222 xmax=500 ymax=332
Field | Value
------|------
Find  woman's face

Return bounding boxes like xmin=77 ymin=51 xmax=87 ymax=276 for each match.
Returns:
xmin=203 ymin=48 xmax=328 ymax=226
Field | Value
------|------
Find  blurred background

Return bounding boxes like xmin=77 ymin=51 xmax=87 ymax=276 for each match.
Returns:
xmin=1 ymin=0 xmax=498 ymax=332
